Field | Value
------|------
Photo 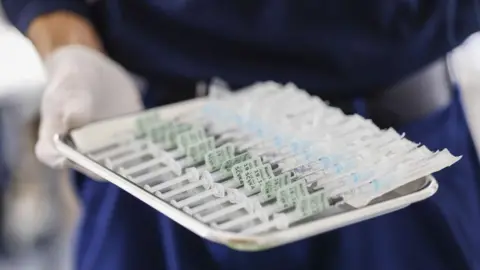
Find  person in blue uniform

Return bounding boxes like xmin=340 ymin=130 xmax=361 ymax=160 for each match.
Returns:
xmin=3 ymin=0 xmax=480 ymax=269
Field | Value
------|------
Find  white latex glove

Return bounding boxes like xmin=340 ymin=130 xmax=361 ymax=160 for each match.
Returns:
xmin=36 ymin=45 xmax=144 ymax=169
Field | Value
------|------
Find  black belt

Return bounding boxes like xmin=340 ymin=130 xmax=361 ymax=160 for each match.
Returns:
xmin=330 ymin=58 xmax=453 ymax=128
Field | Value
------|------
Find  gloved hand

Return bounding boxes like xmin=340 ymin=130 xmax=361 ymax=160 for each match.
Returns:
xmin=36 ymin=45 xmax=144 ymax=169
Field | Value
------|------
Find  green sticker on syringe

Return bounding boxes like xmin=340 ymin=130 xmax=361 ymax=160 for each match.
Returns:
xmin=186 ymin=137 xmax=216 ymax=163
xmin=276 ymin=180 xmax=309 ymax=210
xmin=219 ymin=152 xmax=253 ymax=177
xmin=204 ymin=143 xmax=235 ymax=172
xmin=242 ymin=164 xmax=275 ymax=192
xmin=231 ymin=158 xmax=263 ymax=185
xmin=176 ymin=127 xmax=207 ymax=152
xmin=148 ymin=121 xmax=174 ymax=143
xmin=163 ymin=123 xmax=193 ymax=148
xmin=260 ymin=173 xmax=294 ymax=201
xmin=295 ymin=192 xmax=329 ymax=218
xmin=136 ymin=111 xmax=161 ymax=132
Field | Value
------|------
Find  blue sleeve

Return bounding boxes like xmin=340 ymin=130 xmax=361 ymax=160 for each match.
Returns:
xmin=2 ymin=0 xmax=91 ymax=34
xmin=363 ymin=0 xmax=480 ymax=47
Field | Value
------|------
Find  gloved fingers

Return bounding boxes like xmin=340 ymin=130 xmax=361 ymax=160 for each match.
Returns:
xmin=35 ymin=106 xmax=68 ymax=168
xmin=61 ymin=93 xmax=94 ymax=130
xmin=36 ymin=44 xmax=145 ymax=170
xmin=35 ymin=137 xmax=67 ymax=169
xmin=36 ymin=98 xmax=110 ymax=179
xmin=100 ymin=73 xmax=145 ymax=116
xmin=36 ymin=89 xmax=94 ymax=168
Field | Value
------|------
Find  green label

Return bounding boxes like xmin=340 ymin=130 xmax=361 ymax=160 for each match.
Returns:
xmin=148 ymin=122 xmax=174 ymax=143
xmin=219 ymin=152 xmax=253 ymax=177
xmin=242 ymin=164 xmax=275 ymax=192
xmin=260 ymin=173 xmax=294 ymax=201
xmin=186 ymin=137 xmax=216 ymax=163
xmin=295 ymin=192 xmax=328 ymax=218
xmin=276 ymin=180 xmax=309 ymax=210
xmin=163 ymin=123 xmax=193 ymax=148
xmin=204 ymin=143 xmax=235 ymax=172
xmin=136 ymin=111 xmax=161 ymax=132
xmin=176 ymin=128 xmax=207 ymax=152
xmin=231 ymin=158 xmax=263 ymax=185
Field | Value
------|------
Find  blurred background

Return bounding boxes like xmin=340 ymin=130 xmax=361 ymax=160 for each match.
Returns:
xmin=0 ymin=6 xmax=79 ymax=270
xmin=1 ymin=3 xmax=480 ymax=270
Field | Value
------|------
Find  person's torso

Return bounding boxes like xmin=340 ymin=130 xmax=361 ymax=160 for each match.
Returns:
xmin=71 ymin=2 xmax=480 ymax=269
xmin=89 ymin=0 xmax=476 ymax=99
xmin=73 ymin=86 xmax=480 ymax=270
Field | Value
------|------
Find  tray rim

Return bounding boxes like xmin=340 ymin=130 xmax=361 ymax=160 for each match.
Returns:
xmin=54 ymin=132 xmax=438 ymax=251
xmin=53 ymin=97 xmax=439 ymax=251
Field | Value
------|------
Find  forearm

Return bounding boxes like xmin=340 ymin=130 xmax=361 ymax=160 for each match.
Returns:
xmin=2 ymin=0 xmax=99 ymax=57
xmin=27 ymin=11 xmax=103 ymax=58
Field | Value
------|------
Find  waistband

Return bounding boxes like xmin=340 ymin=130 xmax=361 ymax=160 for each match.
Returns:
xmin=364 ymin=58 xmax=453 ymax=128
xmin=143 ymin=58 xmax=453 ymax=128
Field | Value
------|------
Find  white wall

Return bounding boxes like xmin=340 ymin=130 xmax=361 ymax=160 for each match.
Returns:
xmin=0 ymin=7 xmax=46 ymax=187
xmin=0 ymin=7 xmax=45 ymax=116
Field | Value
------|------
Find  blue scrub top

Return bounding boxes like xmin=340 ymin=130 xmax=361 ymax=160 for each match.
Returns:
xmin=4 ymin=0 xmax=480 ymax=98
xmin=74 ymin=87 xmax=480 ymax=270
xmin=3 ymin=1 xmax=480 ymax=269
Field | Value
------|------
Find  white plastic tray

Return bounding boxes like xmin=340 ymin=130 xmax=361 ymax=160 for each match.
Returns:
xmin=54 ymin=98 xmax=438 ymax=251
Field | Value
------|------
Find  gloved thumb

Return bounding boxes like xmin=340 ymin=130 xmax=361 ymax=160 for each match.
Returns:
xmin=35 ymin=110 xmax=69 ymax=168
xmin=35 ymin=103 xmax=105 ymax=180
xmin=35 ymin=89 xmax=93 ymax=168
